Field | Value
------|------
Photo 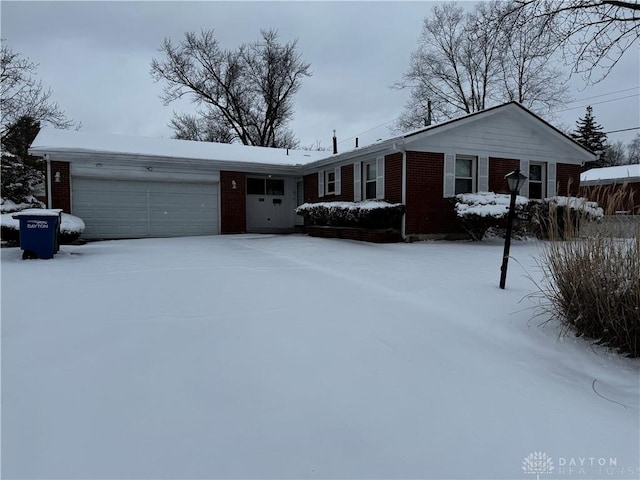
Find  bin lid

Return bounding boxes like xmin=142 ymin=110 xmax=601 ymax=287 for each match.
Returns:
xmin=12 ymin=208 xmax=63 ymax=218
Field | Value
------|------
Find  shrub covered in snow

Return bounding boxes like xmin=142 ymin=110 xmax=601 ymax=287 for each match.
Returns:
xmin=296 ymin=200 xmax=405 ymax=229
xmin=529 ymin=196 xmax=604 ymax=239
xmin=1 ymin=210 xmax=86 ymax=246
xmin=453 ymin=192 xmax=528 ymax=241
xmin=1 ymin=196 xmax=45 ymax=213
xmin=453 ymin=193 xmax=604 ymax=240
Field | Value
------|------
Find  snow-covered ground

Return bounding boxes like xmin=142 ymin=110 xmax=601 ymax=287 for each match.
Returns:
xmin=2 ymin=235 xmax=638 ymax=479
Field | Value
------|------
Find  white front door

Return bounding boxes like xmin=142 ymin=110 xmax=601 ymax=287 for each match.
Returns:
xmin=246 ymin=177 xmax=297 ymax=232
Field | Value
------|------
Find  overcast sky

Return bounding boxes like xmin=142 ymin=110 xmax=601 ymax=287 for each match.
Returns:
xmin=2 ymin=1 xmax=639 ymax=150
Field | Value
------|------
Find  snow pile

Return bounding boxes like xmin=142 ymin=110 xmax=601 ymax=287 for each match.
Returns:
xmin=30 ymin=127 xmax=329 ymax=167
xmin=548 ymin=196 xmax=604 ymax=219
xmin=455 ymin=192 xmax=528 ymax=218
xmin=581 ymin=164 xmax=640 ymax=183
xmin=0 ymin=196 xmax=45 ymax=213
xmin=1 ymin=211 xmax=85 ymax=234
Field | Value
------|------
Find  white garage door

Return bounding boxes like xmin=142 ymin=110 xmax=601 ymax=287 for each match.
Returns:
xmin=72 ymin=178 xmax=219 ymax=239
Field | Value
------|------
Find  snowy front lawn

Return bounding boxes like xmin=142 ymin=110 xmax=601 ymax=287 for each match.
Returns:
xmin=2 ymin=235 xmax=638 ymax=479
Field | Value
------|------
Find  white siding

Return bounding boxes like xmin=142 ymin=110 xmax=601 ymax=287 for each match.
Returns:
xmin=405 ymin=109 xmax=588 ymax=165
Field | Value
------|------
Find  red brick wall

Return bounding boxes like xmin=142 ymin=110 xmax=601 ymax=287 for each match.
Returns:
xmin=50 ymin=161 xmax=71 ymax=213
xmin=385 ymin=152 xmax=403 ymax=203
xmin=405 ymin=151 xmax=459 ymax=235
xmin=579 ymin=182 xmax=640 ymax=214
xmin=220 ymin=171 xmax=246 ymax=234
xmin=556 ymin=164 xmax=581 ymax=196
xmin=489 ymin=158 xmax=519 ymax=194
xmin=303 ymin=173 xmax=319 ymax=203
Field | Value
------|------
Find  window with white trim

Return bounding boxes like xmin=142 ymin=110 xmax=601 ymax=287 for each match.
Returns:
xmin=363 ymin=161 xmax=377 ymax=199
xmin=528 ymin=162 xmax=546 ymax=199
xmin=325 ymin=170 xmax=336 ymax=195
xmin=455 ymin=155 xmax=477 ymax=195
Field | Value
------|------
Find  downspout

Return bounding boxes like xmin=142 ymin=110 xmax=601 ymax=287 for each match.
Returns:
xmin=401 ymin=149 xmax=407 ymax=241
xmin=45 ymin=153 xmax=52 ymax=208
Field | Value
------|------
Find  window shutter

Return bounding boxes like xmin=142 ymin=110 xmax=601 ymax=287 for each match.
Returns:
xmin=443 ymin=154 xmax=455 ymax=197
xmin=376 ymin=156 xmax=385 ymax=199
xmin=318 ymin=171 xmax=324 ymax=198
xmin=334 ymin=166 xmax=341 ymax=196
xmin=478 ymin=156 xmax=489 ymax=192
xmin=354 ymin=162 xmax=362 ymax=201
xmin=519 ymin=159 xmax=529 ymax=198
xmin=547 ymin=162 xmax=556 ymax=198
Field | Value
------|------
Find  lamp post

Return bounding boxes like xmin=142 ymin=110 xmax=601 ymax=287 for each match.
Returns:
xmin=500 ymin=169 xmax=527 ymax=289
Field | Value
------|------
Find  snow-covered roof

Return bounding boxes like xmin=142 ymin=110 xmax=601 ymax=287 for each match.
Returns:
xmin=29 ymin=128 xmax=330 ymax=166
xmin=581 ymin=164 xmax=640 ymax=183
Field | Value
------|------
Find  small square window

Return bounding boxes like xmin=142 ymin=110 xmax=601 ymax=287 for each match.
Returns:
xmin=266 ymin=179 xmax=284 ymax=196
xmin=247 ymin=178 xmax=265 ymax=195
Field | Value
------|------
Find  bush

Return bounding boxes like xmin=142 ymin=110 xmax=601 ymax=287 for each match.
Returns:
xmin=536 ymin=188 xmax=639 ymax=357
xmin=528 ymin=196 xmax=603 ymax=239
xmin=296 ymin=201 xmax=405 ymax=230
xmin=453 ymin=192 xmax=528 ymax=241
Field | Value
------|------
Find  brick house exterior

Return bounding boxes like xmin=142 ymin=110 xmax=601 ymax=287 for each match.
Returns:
xmin=31 ymin=102 xmax=595 ymax=241
xmin=579 ymin=165 xmax=640 ymax=214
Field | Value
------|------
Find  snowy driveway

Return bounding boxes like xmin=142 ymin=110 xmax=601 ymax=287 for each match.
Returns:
xmin=2 ymin=235 xmax=639 ymax=479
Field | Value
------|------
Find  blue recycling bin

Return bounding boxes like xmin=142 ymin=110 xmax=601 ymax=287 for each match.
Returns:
xmin=12 ymin=209 xmax=62 ymax=259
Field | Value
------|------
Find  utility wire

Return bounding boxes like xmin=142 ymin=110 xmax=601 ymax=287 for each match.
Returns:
xmin=568 ymin=86 xmax=639 ymax=104
xmin=604 ymin=127 xmax=640 ymax=134
xmin=552 ymin=94 xmax=639 ymax=113
xmin=338 ymin=88 xmax=639 ymax=145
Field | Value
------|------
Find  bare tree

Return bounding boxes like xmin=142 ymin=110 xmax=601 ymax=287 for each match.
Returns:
xmin=170 ymin=111 xmax=235 ymax=143
xmin=496 ymin=2 xmax=569 ymax=113
xmin=151 ymin=29 xmax=311 ymax=148
xmin=626 ymin=133 xmax=640 ymax=164
xmin=1 ymin=43 xmax=72 ymax=137
xmin=503 ymin=1 xmax=640 ymax=83
xmin=393 ymin=1 xmax=568 ymax=132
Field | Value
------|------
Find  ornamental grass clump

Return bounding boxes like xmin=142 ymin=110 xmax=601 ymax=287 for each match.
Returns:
xmin=537 ymin=187 xmax=639 ymax=357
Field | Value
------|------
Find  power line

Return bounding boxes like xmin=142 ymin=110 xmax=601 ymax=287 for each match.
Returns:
xmin=604 ymin=127 xmax=640 ymax=134
xmin=553 ymin=94 xmax=639 ymax=113
xmin=337 ymin=88 xmax=639 ymax=144
xmin=567 ymin=86 xmax=639 ymax=104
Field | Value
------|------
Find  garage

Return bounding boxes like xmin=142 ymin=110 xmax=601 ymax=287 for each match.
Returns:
xmin=72 ymin=178 xmax=219 ymax=239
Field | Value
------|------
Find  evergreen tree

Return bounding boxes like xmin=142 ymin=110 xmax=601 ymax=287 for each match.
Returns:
xmin=1 ymin=116 xmax=44 ymax=204
xmin=571 ymin=105 xmax=608 ymax=169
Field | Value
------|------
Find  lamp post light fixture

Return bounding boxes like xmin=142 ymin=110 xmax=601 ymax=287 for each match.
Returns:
xmin=499 ymin=169 xmax=527 ymax=289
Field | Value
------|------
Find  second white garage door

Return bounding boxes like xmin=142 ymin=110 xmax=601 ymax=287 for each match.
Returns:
xmin=72 ymin=178 xmax=219 ymax=239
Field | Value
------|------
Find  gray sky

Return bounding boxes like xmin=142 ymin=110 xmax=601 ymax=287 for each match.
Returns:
xmin=2 ymin=1 xmax=639 ymax=150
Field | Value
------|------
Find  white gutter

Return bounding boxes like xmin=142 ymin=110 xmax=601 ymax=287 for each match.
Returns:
xmin=45 ymin=153 xmax=52 ymax=208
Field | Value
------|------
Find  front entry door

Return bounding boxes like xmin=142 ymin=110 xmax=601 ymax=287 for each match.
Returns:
xmin=246 ymin=177 xmax=295 ymax=232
